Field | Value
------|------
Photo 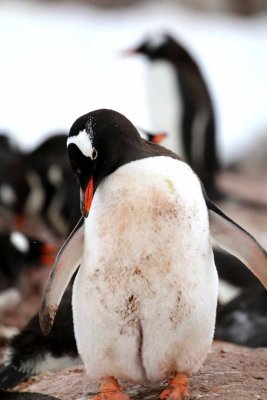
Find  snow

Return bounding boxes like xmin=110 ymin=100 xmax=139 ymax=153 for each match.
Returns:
xmin=0 ymin=0 xmax=267 ymax=165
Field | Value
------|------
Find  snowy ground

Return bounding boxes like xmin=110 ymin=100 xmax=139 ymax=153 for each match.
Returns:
xmin=1 ymin=0 xmax=267 ymax=165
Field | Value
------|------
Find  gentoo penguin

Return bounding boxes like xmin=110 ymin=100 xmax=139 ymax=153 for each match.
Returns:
xmin=0 ymin=231 xmax=56 ymax=315
xmin=0 ymin=133 xmax=21 ymax=183
xmin=126 ymin=33 xmax=220 ymax=199
xmin=25 ymin=134 xmax=80 ymax=236
xmin=0 ymin=134 xmax=80 ymax=236
xmin=215 ymin=282 xmax=267 ymax=347
xmin=0 ymin=288 xmax=79 ymax=390
xmin=39 ymin=109 xmax=267 ymax=400
xmin=0 ymin=134 xmax=26 ymax=221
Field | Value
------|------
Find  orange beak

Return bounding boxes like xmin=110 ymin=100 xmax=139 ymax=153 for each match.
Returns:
xmin=151 ymin=133 xmax=167 ymax=144
xmin=120 ymin=48 xmax=137 ymax=58
xmin=81 ymin=177 xmax=94 ymax=218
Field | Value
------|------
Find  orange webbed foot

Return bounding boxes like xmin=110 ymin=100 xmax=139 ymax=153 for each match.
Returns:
xmin=90 ymin=377 xmax=130 ymax=400
xmin=160 ymin=372 xmax=189 ymax=400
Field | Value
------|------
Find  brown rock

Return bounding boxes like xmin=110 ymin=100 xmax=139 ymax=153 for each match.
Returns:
xmin=9 ymin=341 xmax=267 ymax=400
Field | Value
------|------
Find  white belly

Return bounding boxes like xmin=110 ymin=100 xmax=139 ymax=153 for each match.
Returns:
xmin=72 ymin=157 xmax=218 ymax=383
xmin=147 ymin=61 xmax=183 ymax=156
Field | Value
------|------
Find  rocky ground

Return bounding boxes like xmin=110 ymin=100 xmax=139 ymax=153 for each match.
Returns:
xmin=0 ymin=342 xmax=266 ymax=400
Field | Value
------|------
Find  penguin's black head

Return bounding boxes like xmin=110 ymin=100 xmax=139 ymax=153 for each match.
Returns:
xmin=67 ymin=109 xmax=142 ymax=218
xmin=127 ymin=33 xmax=187 ymax=63
xmin=128 ymin=33 xmax=173 ymax=60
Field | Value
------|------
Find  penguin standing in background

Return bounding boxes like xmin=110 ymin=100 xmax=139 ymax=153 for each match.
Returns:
xmin=0 ymin=230 xmax=57 ymax=321
xmin=125 ymin=33 xmax=220 ymax=198
xmin=0 ymin=231 xmax=56 ymax=296
xmin=0 ymin=231 xmax=57 ymax=341
xmin=0 ymin=134 xmax=26 ymax=221
xmin=0 ymin=134 xmax=21 ymax=183
xmin=39 ymin=109 xmax=267 ymax=400
xmin=25 ymin=134 xmax=80 ymax=237
xmin=0 ymin=134 xmax=81 ymax=237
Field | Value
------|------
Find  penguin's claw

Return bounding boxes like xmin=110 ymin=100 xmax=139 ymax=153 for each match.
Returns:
xmin=90 ymin=377 xmax=130 ymax=400
xmin=160 ymin=372 xmax=189 ymax=400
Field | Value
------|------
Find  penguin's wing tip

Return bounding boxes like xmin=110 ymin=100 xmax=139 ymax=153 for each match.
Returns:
xmin=39 ymin=300 xmax=57 ymax=336
xmin=207 ymin=199 xmax=267 ymax=289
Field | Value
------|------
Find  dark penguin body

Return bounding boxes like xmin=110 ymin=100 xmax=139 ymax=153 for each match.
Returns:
xmin=0 ymin=231 xmax=55 ymax=295
xmin=129 ymin=33 xmax=220 ymax=198
xmin=0 ymin=288 xmax=78 ymax=390
xmin=0 ymin=134 xmax=80 ymax=237
xmin=0 ymin=134 xmax=27 ymax=217
xmin=0 ymin=134 xmax=21 ymax=181
xmin=215 ymin=283 xmax=267 ymax=347
xmin=0 ymin=231 xmax=57 ymax=342
xmin=25 ymin=134 xmax=80 ymax=236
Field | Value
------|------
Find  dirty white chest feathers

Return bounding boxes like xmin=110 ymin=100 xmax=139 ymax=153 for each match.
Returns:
xmin=72 ymin=156 xmax=218 ymax=383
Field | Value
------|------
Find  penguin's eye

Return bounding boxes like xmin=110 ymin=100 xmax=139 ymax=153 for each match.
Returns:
xmin=92 ymin=148 xmax=98 ymax=160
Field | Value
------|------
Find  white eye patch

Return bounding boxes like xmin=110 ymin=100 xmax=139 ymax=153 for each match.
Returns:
xmin=147 ymin=34 xmax=167 ymax=51
xmin=67 ymin=129 xmax=94 ymax=158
